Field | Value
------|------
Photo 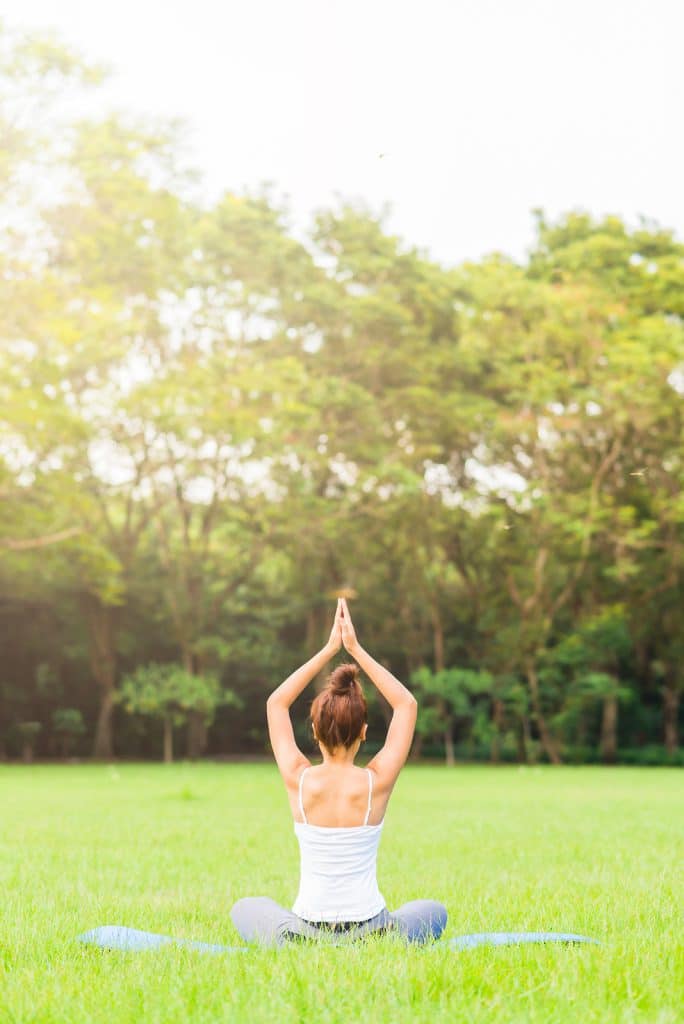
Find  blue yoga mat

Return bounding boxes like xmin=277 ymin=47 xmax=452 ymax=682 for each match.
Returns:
xmin=78 ymin=927 xmax=245 ymax=953
xmin=78 ymin=925 xmax=598 ymax=953
xmin=447 ymin=932 xmax=599 ymax=950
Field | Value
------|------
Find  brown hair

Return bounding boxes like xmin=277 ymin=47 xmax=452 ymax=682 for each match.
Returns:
xmin=310 ymin=663 xmax=367 ymax=750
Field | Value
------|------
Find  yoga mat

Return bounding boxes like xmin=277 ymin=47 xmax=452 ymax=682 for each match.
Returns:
xmin=447 ymin=932 xmax=599 ymax=950
xmin=78 ymin=925 xmax=598 ymax=953
xmin=78 ymin=926 xmax=244 ymax=953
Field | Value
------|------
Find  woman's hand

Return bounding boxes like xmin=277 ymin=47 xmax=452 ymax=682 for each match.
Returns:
xmin=340 ymin=597 xmax=359 ymax=655
xmin=325 ymin=599 xmax=343 ymax=655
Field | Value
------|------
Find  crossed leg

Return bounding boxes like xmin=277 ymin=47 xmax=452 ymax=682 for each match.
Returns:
xmin=390 ymin=900 xmax=448 ymax=942
xmin=231 ymin=897 xmax=447 ymax=947
xmin=230 ymin=897 xmax=315 ymax=946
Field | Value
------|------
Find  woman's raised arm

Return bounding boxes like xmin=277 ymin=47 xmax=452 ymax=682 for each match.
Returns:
xmin=266 ymin=601 xmax=342 ymax=783
xmin=339 ymin=599 xmax=417 ymax=788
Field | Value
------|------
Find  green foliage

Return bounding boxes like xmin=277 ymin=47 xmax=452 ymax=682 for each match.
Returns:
xmin=118 ymin=664 xmax=236 ymax=761
xmin=118 ymin=664 xmax=230 ymax=725
xmin=9 ymin=720 xmax=42 ymax=761
xmin=412 ymin=667 xmax=494 ymax=762
xmin=52 ymin=708 xmax=86 ymax=736
xmin=51 ymin=707 xmax=86 ymax=756
xmin=15 ymin=721 xmax=42 ymax=741
xmin=412 ymin=666 xmax=493 ymax=720
xmin=0 ymin=21 xmax=683 ymax=764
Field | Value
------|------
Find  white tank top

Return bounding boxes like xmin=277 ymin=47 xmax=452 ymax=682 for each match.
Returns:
xmin=291 ymin=767 xmax=386 ymax=923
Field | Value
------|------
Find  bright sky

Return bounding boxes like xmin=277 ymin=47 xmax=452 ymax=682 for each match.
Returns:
xmin=6 ymin=0 xmax=684 ymax=265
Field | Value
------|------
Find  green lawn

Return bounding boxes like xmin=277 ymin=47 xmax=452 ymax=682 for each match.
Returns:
xmin=0 ymin=764 xmax=681 ymax=1023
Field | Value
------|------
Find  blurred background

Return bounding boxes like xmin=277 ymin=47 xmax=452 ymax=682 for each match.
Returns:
xmin=1 ymin=2 xmax=682 ymax=766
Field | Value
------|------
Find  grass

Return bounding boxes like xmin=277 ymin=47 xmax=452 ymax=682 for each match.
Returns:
xmin=0 ymin=763 xmax=682 ymax=1023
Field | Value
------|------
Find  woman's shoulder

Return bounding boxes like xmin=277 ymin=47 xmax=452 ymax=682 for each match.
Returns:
xmin=281 ymin=755 xmax=312 ymax=793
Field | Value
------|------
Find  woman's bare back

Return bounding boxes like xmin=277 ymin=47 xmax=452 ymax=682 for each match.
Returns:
xmin=287 ymin=763 xmax=388 ymax=827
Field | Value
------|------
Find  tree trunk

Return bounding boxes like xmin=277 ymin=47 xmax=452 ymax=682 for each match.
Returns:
xmin=525 ymin=660 xmax=562 ymax=764
xmin=179 ymin=645 xmax=208 ymax=759
xmin=433 ymin=606 xmax=453 ymax=764
xmin=431 ymin=602 xmax=445 ymax=673
xmin=600 ymin=693 xmax=618 ymax=764
xmin=444 ymin=718 xmax=455 ymax=766
xmin=82 ymin=595 xmax=118 ymax=759
xmin=163 ymin=716 xmax=173 ymax=763
xmin=306 ymin=605 xmax=327 ymax=689
xmin=663 ymin=672 xmax=680 ymax=754
xmin=186 ymin=711 xmax=207 ymax=760
xmin=306 ymin=606 xmax=318 ymax=652
xmin=576 ymin=710 xmax=588 ymax=748
xmin=410 ymin=732 xmax=424 ymax=762
xmin=517 ymin=715 xmax=529 ymax=764
xmin=399 ymin=602 xmax=422 ymax=679
xmin=93 ymin=690 xmax=115 ymax=760
xmin=491 ymin=698 xmax=504 ymax=763
xmin=22 ymin=741 xmax=34 ymax=764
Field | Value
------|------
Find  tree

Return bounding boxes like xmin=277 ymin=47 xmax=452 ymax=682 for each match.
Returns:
xmin=15 ymin=721 xmax=42 ymax=763
xmin=118 ymin=664 xmax=231 ymax=763
xmin=52 ymin=708 xmax=85 ymax=758
xmin=411 ymin=666 xmax=492 ymax=765
xmin=2 ymin=21 xmax=683 ymax=765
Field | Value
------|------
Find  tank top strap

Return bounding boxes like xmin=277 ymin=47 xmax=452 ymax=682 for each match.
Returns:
xmin=364 ymin=768 xmax=373 ymax=826
xmin=298 ymin=766 xmax=310 ymax=824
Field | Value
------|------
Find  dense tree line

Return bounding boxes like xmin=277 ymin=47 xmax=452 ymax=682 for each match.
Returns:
xmin=1 ymin=25 xmax=682 ymax=764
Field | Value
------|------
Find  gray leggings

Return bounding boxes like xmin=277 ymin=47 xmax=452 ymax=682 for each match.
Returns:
xmin=231 ymin=897 xmax=447 ymax=947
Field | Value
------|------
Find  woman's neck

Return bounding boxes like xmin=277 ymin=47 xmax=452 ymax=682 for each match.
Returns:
xmin=319 ymin=745 xmax=359 ymax=766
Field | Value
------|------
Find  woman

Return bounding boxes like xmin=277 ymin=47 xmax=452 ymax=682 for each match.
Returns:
xmin=230 ymin=598 xmax=447 ymax=946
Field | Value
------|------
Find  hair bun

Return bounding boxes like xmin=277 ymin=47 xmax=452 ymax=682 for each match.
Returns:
xmin=328 ymin=663 xmax=359 ymax=695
